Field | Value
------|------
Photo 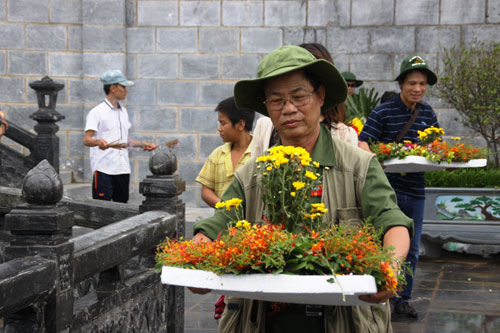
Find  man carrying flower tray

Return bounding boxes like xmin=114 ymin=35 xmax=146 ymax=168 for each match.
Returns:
xmin=191 ymin=45 xmax=413 ymax=332
xmin=358 ymin=55 xmax=439 ymax=319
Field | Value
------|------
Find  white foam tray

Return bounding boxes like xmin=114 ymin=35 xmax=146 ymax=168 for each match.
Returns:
xmin=383 ymin=156 xmax=487 ymax=173
xmin=161 ymin=266 xmax=377 ymax=306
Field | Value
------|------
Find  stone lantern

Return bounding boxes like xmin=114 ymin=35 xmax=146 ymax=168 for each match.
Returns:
xmin=29 ymin=76 xmax=65 ymax=172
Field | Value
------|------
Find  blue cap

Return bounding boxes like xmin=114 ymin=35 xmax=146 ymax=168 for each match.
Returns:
xmin=100 ymin=69 xmax=134 ymax=86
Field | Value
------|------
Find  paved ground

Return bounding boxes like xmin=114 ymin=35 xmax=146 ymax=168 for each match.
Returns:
xmin=184 ymin=248 xmax=500 ymax=333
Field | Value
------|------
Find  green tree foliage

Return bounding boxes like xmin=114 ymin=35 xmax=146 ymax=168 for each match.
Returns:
xmin=345 ymin=87 xmax=380 ymax=122
xmin=436 ymin=42 xmax=500 ymax=167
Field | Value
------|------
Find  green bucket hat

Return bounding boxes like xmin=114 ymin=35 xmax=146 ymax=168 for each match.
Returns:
xmin=395 ymin=55 xmax=437 ymax=85
xmin=341 ymin=71 xmax=363 ymax=87
xmin=234 ymin=45 xmax=347 ymax=116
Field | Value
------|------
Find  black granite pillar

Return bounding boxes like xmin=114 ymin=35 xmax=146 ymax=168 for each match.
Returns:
xmin=139 ymin=148 xmax=185 ymax=333
xmin=4 ymin=160 xmax=74 ymax=332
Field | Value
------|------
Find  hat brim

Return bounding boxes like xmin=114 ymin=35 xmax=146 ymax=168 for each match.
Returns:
xmin=234 ymin=59 xmax=347 ymax=116
xmin=395 ymin=68 xmax=437 ymax=86
xmin=353 ymin=80 xmax=363 ymax=87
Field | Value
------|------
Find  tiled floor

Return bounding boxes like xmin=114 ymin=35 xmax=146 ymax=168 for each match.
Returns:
xmin=184 ymin=251 xmax=500 ymax=333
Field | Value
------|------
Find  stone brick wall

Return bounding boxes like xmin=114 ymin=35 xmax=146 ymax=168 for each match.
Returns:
xmin=0 ymin=0 xmax=499 ymax=207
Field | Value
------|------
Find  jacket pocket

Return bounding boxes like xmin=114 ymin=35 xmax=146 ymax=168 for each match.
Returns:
xmin=336 ymin=207 xmax=363 ymax=227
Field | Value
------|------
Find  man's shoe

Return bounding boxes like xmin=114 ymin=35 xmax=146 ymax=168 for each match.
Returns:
xmin=394 ymin=302 xmax=418 ymax=318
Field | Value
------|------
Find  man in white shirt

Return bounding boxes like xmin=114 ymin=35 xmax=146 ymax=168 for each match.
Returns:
xmin=83 ymin=69 xmax=157 ymax=203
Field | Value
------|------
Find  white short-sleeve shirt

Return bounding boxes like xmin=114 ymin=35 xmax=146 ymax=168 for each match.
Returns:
xmin=85 ymin=99 xmax=131 ymax=175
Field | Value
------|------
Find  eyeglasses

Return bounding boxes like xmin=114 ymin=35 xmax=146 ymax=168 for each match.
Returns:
xmin=263 ymin=91 xmax=315 ymax=111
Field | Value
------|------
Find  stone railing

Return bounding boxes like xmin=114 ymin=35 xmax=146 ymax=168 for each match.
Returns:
xmin=0 ymin=148 xmax=185 ymax=332
xmin=0 ymin=76 xmax=64 ymax=188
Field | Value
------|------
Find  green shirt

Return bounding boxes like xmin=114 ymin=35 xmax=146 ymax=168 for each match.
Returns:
xmin=194 ymin=125 xmax=413 ymax=240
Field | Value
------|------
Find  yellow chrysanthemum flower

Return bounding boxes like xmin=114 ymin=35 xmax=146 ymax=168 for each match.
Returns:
xmin=305 ymin=170 xmax=318 ymax=180
xmin=292 ymin=181 xmax=306 ymax=190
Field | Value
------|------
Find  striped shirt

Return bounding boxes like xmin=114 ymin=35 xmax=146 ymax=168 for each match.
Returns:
xmin=359 ymin=94 xmax=439 ymax=198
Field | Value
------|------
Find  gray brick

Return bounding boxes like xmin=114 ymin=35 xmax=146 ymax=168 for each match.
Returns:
xmin=180 ymin=1 xmax=220 ymax=26
xmin=57 ymin=105 xmax=85 ymax=130
xmin=49 ymin=53 xmax=83 ymax=77
xmin=0 ymin=52 xmax=5 ymax=74
xmin=5 ymin=105 xmax=36 ymax=127
xmin=327 ymin=28 xmax=370 ymax=54
xmin=370 ymin=27 xmax=415 ymax=53
xmin=416 ymin=26 xmax=460 ymax=53
xmin=180 ymin=108 xmax=218 ymax=133
xmin=57 ymin=132 xmax=68 ymax=158
xmin=352 ymin=0 xmax=393 ymax=25
xmin=181 ymin=186 xmax=199 ymax=208
xmin=362 ymin=81 xmax=399 ymax=98
xmin=200 ymin=29 xmax=239 ymax=53
xmin=0 ymin=78 xmax=25 ymax=102
xmin=158 ymin=81 xmax=197 ymax=105
xmin=307 ymin=0 xmax=350 ymax=26
xmin=138 ymin=54 xmax=178 ymax=79
xmin=127 ymin=80 xmax=155 ymax=105
xmin=83 ymin=53 xmax=126 ymax=77
xmin=157 ymin=134 xmax=198 ymax=159
xmin=27 ymin=25 xmax=67 ymax=50
xmin=83 ymin=79 xmax=106 ymax=103
xmin=180 ymin=55 xmax=219 ymax=79
xmin=463 ymin=25 xmax=500 ymax=45
xmin=127 ymin=28 xmax=155 ymax=53
xmin=395 ymin=0 xmax=438 ymax=25
xmin=50 ymin=0 xmax=82 ymax=23
xmin=82 ymin=0 xmax=125 ymax=24
xmin=126 ymin=0 xmax=136 ymax=26
xmin=69 ymin=26 xmax=83 ymax=51
xmin=8 ymin=52 xmax=46 ymax=75
xmin=127 ymin=133 xmax=156 ymax=159
xmin=0 ymin=25 xmax=24 ymax=49
xmin=138 ymin=1 xmax=178 ymax=26
xmin=242 ymin=29 xmax=282 ymax=53
xmin=441 ymin=0 xmax=485 ymax=24
xmin=436 ymin=109 xmax=477 ymax=137
xmin=83 ymin=26 xmax=125 ymax=51
xmin=126 ymin=54 xmax=136 ymax=79
xmin=9 ymin=0 xmax=48 ymax=22
xmin=222 ymin=55 xmax=261 ymax=79
xmin=134 ymin=106 xmax=177 ymax=131
xmin=0 ymin=1 xmax=5 ymax=21
xmin=330 ymin=54 xmax=349 ymax=73
xmin=350 ymin=54 xmax=393 ymax=81
xmin=222 ymin=1 xmax=263 ymax=26
xmin=178 ymin=161 xmax=205 ymax=186
xmin=198 ymin=134 xmax=223 ymax=159
xmin=487 ymin=0 xmax=500 ymax=23
xmin=157 ymin=28 xmax=198 ymax=53
xmin=265 ymin=1 xmax=306 ymax=26
xmin=283 ymin=28 xmax=326 ymax=46
xmin=200 ymin=82 xmax=234 ymax=106
xmin=69 ymin=79 xmax=84 ymax=104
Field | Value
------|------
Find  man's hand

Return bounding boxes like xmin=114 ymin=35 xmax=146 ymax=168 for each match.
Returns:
xmin=358 ymin=289 xmax=395 ymax=304
xmin=98 ymin=139 xmax=109 ymax=150
xmin=187 ymin=232 xmax=212 ymax=295
xmin=192 ymin=232 xmax=212 ymax=244
xmin=142 ymin=141 xmax=158 ymax=151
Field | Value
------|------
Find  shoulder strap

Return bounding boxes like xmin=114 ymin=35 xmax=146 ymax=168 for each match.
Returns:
xmin=395 ymin=105 xmax=420 ymax=142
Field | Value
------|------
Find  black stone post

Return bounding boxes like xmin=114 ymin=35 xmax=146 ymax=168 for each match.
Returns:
xmin=139 ymin=148 xmax=185 ymax=333
xmin=4 ymin=160 xmax=74 ymax=332
xmin=29 ymin=76 xmax=65 ymax=172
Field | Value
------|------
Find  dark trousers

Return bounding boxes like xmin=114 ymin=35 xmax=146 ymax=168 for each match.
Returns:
xmin=393 ymin=192 xmax=425 ymax=304
xmin=92 ymin=171 xmax=130 ymax=203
